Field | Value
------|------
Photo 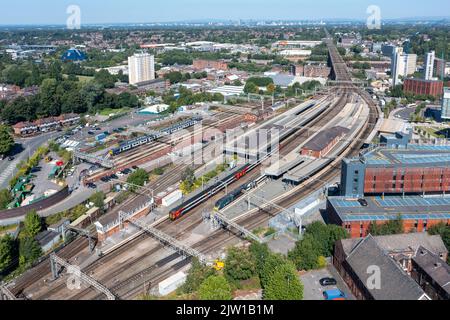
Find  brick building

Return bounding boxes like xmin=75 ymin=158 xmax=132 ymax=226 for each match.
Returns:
xmin=403 ymin=78 xmax=444 ymax=98
xmin=326 ymin=195 xmax=450 ymax=238
xmin=193 ymin=59 xmax=228 ymax=71
xmin=12 ymin=113 xmax=80 ymax=136
xmin=301 ymin=126 xmax=349 ymax=158
xmin=333 ymin=233 xmax=447 ymax=300
xmin=341 ymin=145 xmax=450 ymax=198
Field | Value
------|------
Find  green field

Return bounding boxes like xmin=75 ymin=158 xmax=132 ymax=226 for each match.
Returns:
xmin=98 ymin=107 xmax=131 ymax=116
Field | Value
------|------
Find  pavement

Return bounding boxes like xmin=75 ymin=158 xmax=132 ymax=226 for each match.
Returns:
xmin=390 ymin=106 xmax=416 ymax=121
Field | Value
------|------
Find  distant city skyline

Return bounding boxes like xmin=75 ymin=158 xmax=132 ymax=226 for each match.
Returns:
xmin=1 ymin=0 xmax=450 ymax=25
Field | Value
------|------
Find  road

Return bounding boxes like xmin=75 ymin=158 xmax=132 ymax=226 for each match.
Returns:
xmin=0 ymin=131 xmax=61 ymax=190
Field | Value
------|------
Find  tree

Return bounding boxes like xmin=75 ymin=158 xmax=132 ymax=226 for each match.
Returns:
xmin=24 ymin=210 xmax=43 ymax=238
xmin=428 ymin=223 xmax=450 ymax=264
xmin=0 ymin=235 xmax=15 ymax=272
xmin=368 ymin=215 xmax=404 ymax=236
xmin=224 ymin=247 xmax=256 ymax=283
xmin=179 ymin=257 xmax=215 ymax=294
xmin=198 ymin=275 xmax=232 ymax=300
xmin=126 ymin=168 xmax=150 ymax=190
xmin=0 ymin=125 xmax=14 ymax=156
xmin=288 ymin=234 xmax=321 ymax=271
xmin=89 ymin=191 xmax=105 ymax=208
xmin=0 ymin=189 xmax=12 ymax=210
xmin=19 ymin=237 xmax=42 ymax=266
xmin=259 ymin=252 xmax=286 ymax=289
xmin=264 ymin=262 xmax=303 ymax=300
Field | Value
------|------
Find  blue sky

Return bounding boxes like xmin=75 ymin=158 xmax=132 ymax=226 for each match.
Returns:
xmin=2 ymin=0 xmax=450 ymax=25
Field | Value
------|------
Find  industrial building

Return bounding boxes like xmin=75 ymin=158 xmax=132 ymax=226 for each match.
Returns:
xmin=403 ymin=78 xmax=444 ymax=98
xmin=326 ymin=195 xmax=450 ymax=238
xmin=340 ymin=144 xmax=450 ymax=198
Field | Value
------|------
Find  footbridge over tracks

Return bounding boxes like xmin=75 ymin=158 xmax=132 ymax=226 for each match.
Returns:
xmin=210 ymin=210 xmax=262 ymax=243
xmin=120 ymin=212 xmax=208 ymax=265
xmin=73 ymin=151 xmax=114 ymax=169
xmin=49 ymin=253 xmax=116 ymax=300
xmin=63 ymin=225 xmax=97 ymax=252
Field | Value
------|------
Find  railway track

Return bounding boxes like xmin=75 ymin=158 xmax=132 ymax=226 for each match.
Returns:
xmin=13 ymin=84 xmax=378 ymax=300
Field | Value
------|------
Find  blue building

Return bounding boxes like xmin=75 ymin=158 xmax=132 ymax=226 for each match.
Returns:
xmin=61 ymin=48 xmax=87 ymax=62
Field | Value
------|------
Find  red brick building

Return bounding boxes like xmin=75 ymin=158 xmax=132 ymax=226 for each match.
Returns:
xmin=193 ymin=59 xmax=228 ymax=71
xmin=403 ymin=78 xmax=443 ymax=98
xmin=301 ymin=126 xmax=349 ymax=158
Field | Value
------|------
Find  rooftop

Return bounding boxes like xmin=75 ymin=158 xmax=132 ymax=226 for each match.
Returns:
xmin=303 ymin=126 xmax=349 ymax=152
xmin=413 ymin=246 xmax=450 ymax=295
xmin=344 ymin=235 xmax=428 ymax=300
xmin=352 ymin=145 xmax=450 ymax=168
xmin=328 ymin=195 xmax=450 ymax=222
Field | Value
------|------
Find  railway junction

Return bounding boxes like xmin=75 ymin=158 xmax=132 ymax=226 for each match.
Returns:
xmin=2 ymin=33 xmax=382 ymax=300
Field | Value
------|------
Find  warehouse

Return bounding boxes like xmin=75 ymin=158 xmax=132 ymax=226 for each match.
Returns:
xmin=341 ymin=145 xmax=450 ymax=198
xmin=326 ymin=195 xmax=450 ymax=238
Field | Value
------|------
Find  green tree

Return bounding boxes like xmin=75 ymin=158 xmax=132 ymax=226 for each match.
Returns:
xmin=428 ymin=223 xmax=450 ymax=264
xmin=260 ymin=252 xmax=286 ymax=289
xmin=198 ymin=275 xmax=233 ymax=300
xmin=368 ymin=215 xmax=404 ymax=236
xmin=126 ymin=168 xmax=150 ymax=190
xmin=24 ymin=210 xmax=43 ymax=238
xmin=0 ymin=189 xmax=13 ymax=210
xmin=264 ymin=262 xmax=303 ymax=300
xmin=89 ymin=191 xmax=105 ymax=208
xmin=0 ymin=125 xmax=14 ymax=156
xmin=19 ymin=237 xmax=42 ymax=266
xmin=224 ymin=247 xmax=256 ymax=283
xmin=288 ymin=234 xmax=321 ymax=271
xmin=179 ymin=257 xmax=215 ymax=294
xmin=0 ymin=234 xmax=15 ymax=272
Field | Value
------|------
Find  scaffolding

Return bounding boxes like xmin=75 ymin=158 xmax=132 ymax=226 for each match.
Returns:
xmin=49 ymin=253 xmax=116 ymax=300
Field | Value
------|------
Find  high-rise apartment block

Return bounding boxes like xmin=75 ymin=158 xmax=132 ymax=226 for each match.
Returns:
xmin=128 ymin=53 xmax=155 ymax=85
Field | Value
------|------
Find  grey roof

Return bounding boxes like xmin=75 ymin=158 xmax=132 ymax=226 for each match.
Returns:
xmin=341 ymin=233 xmax=448 ymax=258
xmin=35 ymin=230 xmax=60 ymax=246
xmin=413 ymin=246 xmax=450 ymax=295
xmin=345 ymin=235 xmax=428 ymax=300
xmin=303 ymin=126 xmax=350 ymax=152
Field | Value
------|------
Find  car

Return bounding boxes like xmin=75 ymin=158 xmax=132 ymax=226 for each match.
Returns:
xmin=132 ymin=166 xmax=139 ymax=170
xmin=87 ymin=183 xmax=97 ymax=189
xmin=116 ymin=172 xmax=125 ymax=177
xmin=320 ymin=277 xmax=337 ymax=287
xmin=7 ymin=156 xmax=14 ymax=161
xmin=88 ymin=131 xmax=95 ymax=135
xmin=95 ymin=127 xmax=102 ymax=131
xmin=358 ymin=199 xmax=368 ymax=207
xmin=110 ymin=174 xmax=118 ymax=180
xmin=123 ymin=168 xmax=132 ymax=174
xmin=323 ymin=289 xmax=346 ymax=300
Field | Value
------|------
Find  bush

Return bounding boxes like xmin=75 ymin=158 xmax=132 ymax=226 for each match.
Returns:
xmin=264 ymin=261 xmax=303 ymax=300
xmin=224 ymin=247 xmax=257 ymax=283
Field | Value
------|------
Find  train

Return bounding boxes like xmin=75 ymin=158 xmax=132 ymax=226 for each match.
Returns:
xmin=169 ymin=155 xmax=270 ymax=221
xmin=213 ymin=181 xmax=257 ymax=212
xmin=110 ymin=117 xmax=202 ymax=156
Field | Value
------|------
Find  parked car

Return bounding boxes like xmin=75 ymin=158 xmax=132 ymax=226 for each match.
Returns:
xmin=323 ymin=289 xmax=346 ymax=300
xmin=320 ymin=278 xmax=337 ymax=287
xmin=110 ymin=174 xmax=118 ymax=180
xmin=87 ymin=183 xmax=97 ymax=189
xmin=7 ymin=156 xmax=14 ymax=161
